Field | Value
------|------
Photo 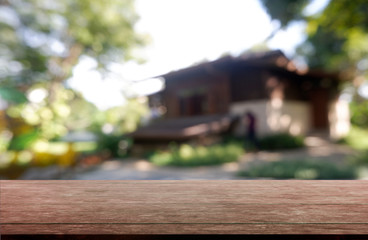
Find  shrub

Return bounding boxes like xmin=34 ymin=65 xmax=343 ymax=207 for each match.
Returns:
xmin=239 ymin=159 xmax=357 ymax=179
xmin=337 ymin=150 xmax=368 ymax=179
xmin=150 ymin=142 xmax=244 ymax=167
xmin=348 ymin=151 xmax=368 ymax=166
xmin=258 ymin=133 xmax=304 ymax=150
xmin=350 ymin=100 xmax=368 ymax=128
xmin=96 ymin=134 xmax=132 ymax=158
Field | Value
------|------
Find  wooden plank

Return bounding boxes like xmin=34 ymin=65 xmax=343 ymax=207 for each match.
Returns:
xmin=2 ymin=180 xmax=368 ymax=204
xmin=3 ymin=223 xmax=368 ymax=235
xmin=3 ymin=204 xmax=368 ymax=224
xmin=1 ymin=180 xmax=368 ymax=235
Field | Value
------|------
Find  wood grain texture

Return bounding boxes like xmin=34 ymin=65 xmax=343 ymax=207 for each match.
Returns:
xmin=1 ymin=180 xmax=368 ymax=235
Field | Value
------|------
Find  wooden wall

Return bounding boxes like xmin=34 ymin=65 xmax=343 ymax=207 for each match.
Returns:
xmin=163 ymin=67 xmax=231 ymax=118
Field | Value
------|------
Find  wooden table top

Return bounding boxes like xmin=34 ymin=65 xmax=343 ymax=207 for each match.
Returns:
xmin=1 ymin=180 xmax=368 ymax=236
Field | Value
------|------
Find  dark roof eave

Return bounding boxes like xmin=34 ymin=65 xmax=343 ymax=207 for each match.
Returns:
xmin=151 ymin=50 xmax=341 ymax=82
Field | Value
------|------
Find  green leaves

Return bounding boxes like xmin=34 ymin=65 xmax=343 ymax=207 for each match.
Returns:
xmin=0 ymin=86 xmax=28 ymax=104
xmin=0 ymin=0 xmax=146 ymax=87
xmin=260 ymin=0 xmax=368 ymax=88
xmin=260 ymin=0 xmax=310 ymax=27
xmin=8 ymin=129 xmax=40 ymax=151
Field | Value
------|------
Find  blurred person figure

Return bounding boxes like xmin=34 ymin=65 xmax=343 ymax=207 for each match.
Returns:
xmin=244 ymin=111 xmax=258 ymax=150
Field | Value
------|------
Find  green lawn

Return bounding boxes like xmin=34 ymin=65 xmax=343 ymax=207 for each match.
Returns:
xmin=339 ymin=126 xmax=368 ymax=150
xmin=150 ymin=142 xmax=244 ymax=167
xmin=239 ymin=159 xmax=357 ymax=180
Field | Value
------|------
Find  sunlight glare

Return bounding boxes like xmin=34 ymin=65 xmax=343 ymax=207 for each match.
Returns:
xmin=28 ymin=88 xmax=48 ymax=103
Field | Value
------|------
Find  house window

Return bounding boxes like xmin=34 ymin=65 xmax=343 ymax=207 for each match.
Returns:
xmin=179 ymin=93 xmax=207 ymax=116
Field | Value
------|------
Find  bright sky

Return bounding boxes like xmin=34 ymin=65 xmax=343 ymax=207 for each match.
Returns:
xmin=68 ymin=0 xmax=329 ymax=110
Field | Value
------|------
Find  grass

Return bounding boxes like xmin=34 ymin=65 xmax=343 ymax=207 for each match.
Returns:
xmin=150 ymin=142 xmax=244 ymax=167
xmin=336 ymin=125 xmax=368 ymax=179
xmin=339 ymin=125 xmax=368 ymax=150
xmin=238 ymin=159 xmax=357 ymax=180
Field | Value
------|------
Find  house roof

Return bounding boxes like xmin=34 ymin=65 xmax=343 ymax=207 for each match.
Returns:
xmin=158 ymin=50 xmax=289 ymax=79
xmin=156 ymin=49 xmax=340 ymax=82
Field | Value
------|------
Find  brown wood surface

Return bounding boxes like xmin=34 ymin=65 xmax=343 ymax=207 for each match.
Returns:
xmin=1 ymin=180 xmax=368 ymax=235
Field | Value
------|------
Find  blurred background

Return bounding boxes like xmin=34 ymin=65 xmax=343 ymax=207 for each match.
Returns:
xmin=1 ymin=0 xmax=368 ymax=180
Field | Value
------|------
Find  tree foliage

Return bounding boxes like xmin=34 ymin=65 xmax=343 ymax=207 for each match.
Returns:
xmin=0 ymin=0 xmax=148 ymax=163
xmin=260 ymin=0 xmax=368 ymax=81
xmin=0 ymin=0 xmax=146 ymax=88
xmin=260 ymin=0 xmax=310 ymax=28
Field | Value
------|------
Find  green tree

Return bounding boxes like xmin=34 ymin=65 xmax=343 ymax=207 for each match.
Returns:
xmin=260 ymin=0 xmax=368 ymax=80
xmin=0 ymin=0 xmax=146 ymax=88
xmin=0 ymin=0 xmax=148 ymax=156
xmin=260 ymin=0 xmax=310 ymax=28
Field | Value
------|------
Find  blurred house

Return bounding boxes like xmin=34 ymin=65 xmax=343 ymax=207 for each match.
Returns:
xmin=132 ymin=50 xmax=349 ymax=144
